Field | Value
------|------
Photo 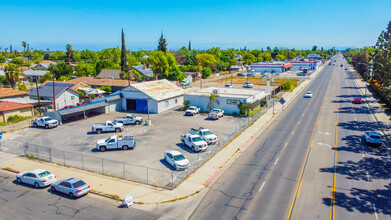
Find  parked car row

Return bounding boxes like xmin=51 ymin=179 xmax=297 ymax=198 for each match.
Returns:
xmin=16 ymin=169 xmax=90 ymax=198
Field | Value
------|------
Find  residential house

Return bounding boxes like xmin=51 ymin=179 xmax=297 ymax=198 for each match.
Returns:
xmin=0 ymin=88 xmax=29 ymax=99
xmin=0 ymin=101 xmax=34 ymax=122
xmin=23 ymin=70 xmax=49 ymax=82
xmin=68 ymin=77 xmax=134 ymax=92
xmin=28 ymin=82 xmax=79 ymax=109
xmin=96 ymin=69 xmax=122 ymax=79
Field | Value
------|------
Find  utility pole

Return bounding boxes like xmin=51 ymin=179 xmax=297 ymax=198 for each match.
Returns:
xmin=35 ymin=77 xmax=41 ymax=116
xmin=52 ymin=74 xmax=56 ymax=111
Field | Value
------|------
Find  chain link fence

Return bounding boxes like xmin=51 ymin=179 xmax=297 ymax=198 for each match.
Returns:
xmin=22 ymin=100 xmax=274 ymax=189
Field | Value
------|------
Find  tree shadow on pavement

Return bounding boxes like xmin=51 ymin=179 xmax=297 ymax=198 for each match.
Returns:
xmin=323 ymin=184 xmax=391 ymax=215
xmin=338 ymin=120 xmax=390 ymax=133
xmin=319 ymin=157 xmax=390 ymax=181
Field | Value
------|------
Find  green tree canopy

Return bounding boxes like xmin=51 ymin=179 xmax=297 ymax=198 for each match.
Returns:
xmin=196 ymin=53 xmax=217 ymax=68
xmin=4 ymin=63 xmax=21 ymax=88
xmin=48 ymin=62 xmax=74 ymax=79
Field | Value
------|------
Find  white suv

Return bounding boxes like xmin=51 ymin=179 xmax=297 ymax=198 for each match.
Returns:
xmin=364 ymin=131 xmax=382 ymax=147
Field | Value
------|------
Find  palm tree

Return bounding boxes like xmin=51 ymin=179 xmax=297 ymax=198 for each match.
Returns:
xmin=66 ymin=44 xmax=73 ymax=65
xmin=5 ymin=63 xmax=21 ymax=89
xmin=22 ymin=41 xmax=27 ymax=53
xmin=207 ymin=93 xmax=220 ymax=111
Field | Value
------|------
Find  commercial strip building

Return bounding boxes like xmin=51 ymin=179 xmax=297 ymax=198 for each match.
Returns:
xmin=184 ymin=87 xmax=270 ymax=114
xmin=250 ymin=60 xmax=320 ymax=73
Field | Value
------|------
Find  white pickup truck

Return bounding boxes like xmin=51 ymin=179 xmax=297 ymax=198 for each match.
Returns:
xmin=114 ymin=114 xmax=143 ymax=125
xmin=185 ymin=106 xmax=200 ymax=116
xmin=189 ymin=127 xmax=218 ymax=145
xmin=208 ymin=108 xmax=224 ymax=120
xmin=92 ymin=121 xmax=124 ymax=134
xmin=96 ymin=135 xmax=136 ymax=152
xmin=180 ymin=134 xmax=208 ymax=152
xmin=31 ymin=116 xmax=59 ymax=129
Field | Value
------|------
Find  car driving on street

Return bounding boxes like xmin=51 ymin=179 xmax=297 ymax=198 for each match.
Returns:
xmin=304 ymin=91 xmax=313 ymax=98
xmin=51 ymin=178 xmax=90 ymax=198
xmin=364 ymin=131 xmax=382 ymax=147
xmin=353 ymin=97 xmax=362 ymax=104
xmin=16 ymin=169 xmax=57 ymax=188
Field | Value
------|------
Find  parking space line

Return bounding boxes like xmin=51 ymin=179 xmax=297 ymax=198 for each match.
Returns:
xmin=274 ymin=158 xmax=279 ymax=166
xmin=291 ymin=130 xmax=295 ymax=135
xmin=284 ymin=143 xmax=288 ymax=148
xmin=366 ymin=172 xmax=370 ymax=182
xmin=297 ymin=120 xmax=301 ymax=125
xmin=362 ymin=152 xmax=365 ymax=157
xmin=259 ymin=181 xmax=266 ymax=192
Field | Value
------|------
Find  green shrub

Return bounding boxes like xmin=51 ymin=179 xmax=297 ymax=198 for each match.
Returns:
xmin=17 ymin=83 xmax=27 ymax=91
xmin=281 ymin=81 xmax=294 ymax=91
xmin=261 ymin=100 xmax=267 ymax=107
xmin=201 ymin=68 xmax=212 ymax=79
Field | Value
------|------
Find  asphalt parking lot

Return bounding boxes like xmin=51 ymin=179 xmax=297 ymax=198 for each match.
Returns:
xmin=3 ymin=108 xmax=245 ymax=174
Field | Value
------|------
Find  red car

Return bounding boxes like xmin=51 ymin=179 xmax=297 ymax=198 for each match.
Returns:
xmin=353 ymin=97 xmax=362 ymax=104
xmin=63 ymin=105 xmax=75 ymax=109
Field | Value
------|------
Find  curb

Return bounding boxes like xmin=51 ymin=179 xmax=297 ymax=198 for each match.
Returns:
xmin=1 ymin=124 xmax=31 ymax=134
xmin=2 ymin=167 xmax=21 ymax=173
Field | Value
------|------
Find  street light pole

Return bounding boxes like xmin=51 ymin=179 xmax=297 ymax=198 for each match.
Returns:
xmin=35 ymin=76 xmax=42 ymax=116
xmin=52 ymin=75 xmax=56 ymax=111
xmin=272 ymin=72 xmax=275 ymax=114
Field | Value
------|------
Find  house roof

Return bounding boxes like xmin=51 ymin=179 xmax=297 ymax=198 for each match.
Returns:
xmin=129 ymin=79 xmax=185 ymax=101
xmin=96 ymin=69 xmax=121 ymax=79
xmin=23 ymin=70 xmax=49 ymax=77
xmin=28 ymin=85 xmax=77 ymax=98
xmin=41 ymin=60 xmax=55 ymax=64
xmin=30 ymin=63 xmax=51 ymax=69
xmin=282 ymin=63 xmax=293 ymax=68
xmin=68 ymin=77 xmax=134 ymax=87
xmin=42 ymin=80 xmax=88 ymax=90
xmin=0 ymin=101 xmax=34 ymax=112
xmin=0 ymin=98 xmax=52 ymax=106
xmin=0 ymin=88 xmax=29 ymax=98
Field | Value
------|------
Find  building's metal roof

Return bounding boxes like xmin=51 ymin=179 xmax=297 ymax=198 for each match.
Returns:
xmin=130 ymin=79 xmax=185 ymax=101
xmin=23 ymin=70 xmax=49 ymax=76
xmin=186 ymin=87 xmax=269 ymax=103
xmin=57 ymin=101 xmax=107 ymax=116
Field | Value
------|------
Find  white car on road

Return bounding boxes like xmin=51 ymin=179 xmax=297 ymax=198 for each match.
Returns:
xmin=16 ymin=169 xmax=56 ymax=188
xmin=304 ymin=91 xmax=313 ymax=98
xmin=164 ymin=150 xmax=190 ymax=171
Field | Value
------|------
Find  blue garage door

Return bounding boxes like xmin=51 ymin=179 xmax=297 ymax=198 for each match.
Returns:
xmin=136 ymin=100 xmax=148 ymax=113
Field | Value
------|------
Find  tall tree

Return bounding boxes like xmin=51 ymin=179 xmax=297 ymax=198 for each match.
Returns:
xmin=9 ymin=44 xmax=13 ymax=53
xmin=188 ymin=40 xmax=192 ymax=50
xmin=66 ymin=44 xmax=73 ymax=64
xmin=120 ymin=29 xmax=128 ymax=72
xmin=157 ymin=32 xmax=168 ymax=53
xmin=373 ymin=20 xmax=391 ymax=86
xmin=312 ymin=45 xmax=317 ymax=51
xmin=4 ymin=63 xmax=21 ymax=89
xmin=22 ymin=41 xmax=27 ymax=53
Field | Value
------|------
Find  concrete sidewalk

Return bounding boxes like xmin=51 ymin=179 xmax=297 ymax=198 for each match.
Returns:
xmin=0 ymin=63 xmax=326 ymax=207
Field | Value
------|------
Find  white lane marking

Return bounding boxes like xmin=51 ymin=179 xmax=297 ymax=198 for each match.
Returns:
xmin=362 ymin=152 xmax=365 ymax=157
xmin=292 ymin=130 xmax=295 ymax=135
xmin=284 ymin=143 xmax=288 ymax=148
xmin=274 ymin=158 xmax=279 ymax=166
xmin=319 ymin=131 xmax=331 ymax=135
xmin=297 ymin=120 xmax=301 ymax=125
xmin=302 ymin=114 xmax=305 ymax=117
xmin=259 ymin=181 xmax=266 ymax=192
xmin=373 ymin=204 xmax=378 ymax=220
xmin=356 ymin=126 xmax=359 ymax=130
xmin=366 ymin=172 xmax=370 ymax=181
xmin=355 ymin=118 xmax=357 ymax=121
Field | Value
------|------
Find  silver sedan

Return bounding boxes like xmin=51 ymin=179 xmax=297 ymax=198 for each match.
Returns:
xmin=51 ymin=178 xmax=90 ymax=198
xmin=16 ymin=169 xmax=56 ymax=188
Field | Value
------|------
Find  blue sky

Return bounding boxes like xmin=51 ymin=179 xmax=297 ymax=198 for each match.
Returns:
xmin=0 ymin=0 xmax=390 ymax=51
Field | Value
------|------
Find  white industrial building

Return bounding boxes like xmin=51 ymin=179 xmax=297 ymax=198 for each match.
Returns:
xmin=184 ymin=87 xmax=270 ymax=115
xmin=121 ymin=79 xmax=185 ymax=114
